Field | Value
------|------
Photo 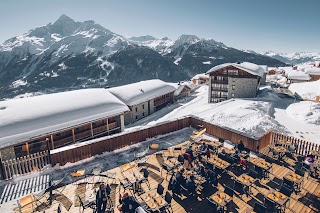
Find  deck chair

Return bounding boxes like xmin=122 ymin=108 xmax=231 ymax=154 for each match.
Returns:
xmin=253 ymin=202 xmax=267 ymax=213
xmin=71 ymin=170 xmax=86 ymax=177
xmin=17 ymin=194 xmax=35 ymax=213
xmin=77 ymin=195 xmax=96 ymax=213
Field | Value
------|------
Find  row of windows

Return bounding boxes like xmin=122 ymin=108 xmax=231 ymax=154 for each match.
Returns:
xmin=135 ymin=104 xmax=146 ymax=112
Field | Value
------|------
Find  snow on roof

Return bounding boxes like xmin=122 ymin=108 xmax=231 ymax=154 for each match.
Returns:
xmin=191 ymin=73 xmax=209 ymax=80
xmin=287 ymin=71 xmax=311 ymax=80
xmin=305 ymin=67 xmax=320 ymax=75
xmin=108 ymin=79 xmax=176 ymax=106
xmin=289 ymin=80 xmax=320 ymax=99
xmin=206 ymin=62 xmax=264 ymax=77
xmin=0 ymin=89 xmax=129 ymax=147
xmin=258 ymin=65 xmax=268 ymax=73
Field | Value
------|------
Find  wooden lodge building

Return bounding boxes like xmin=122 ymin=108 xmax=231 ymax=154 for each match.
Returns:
xmin=206 ymin=62 xmax=264 ymax=103
xmin=0 ymin=89 xmax=129 ymax=163
xmin=305 ymin=67 xmax=320 ymax=81
xmin=108 ymin=80 xmax=176 ymax=125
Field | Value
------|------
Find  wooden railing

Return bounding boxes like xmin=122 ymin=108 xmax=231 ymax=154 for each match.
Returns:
xmin=270 ymin=132 xmax=320 ymax=159
xmin=1 ymin=151 xmax=50 ymax=180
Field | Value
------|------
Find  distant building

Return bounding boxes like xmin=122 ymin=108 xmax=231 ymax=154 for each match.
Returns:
xmin=304 ymin=68 xmax=320 ymax=81
xmin=315 ymin=61 xmax=320 ymax=68
xmin=286 ymin=70 xmax=311 ymax=83
xmin=0 ymin=89 xmax=129 ymax=160
xmin=170 ymin=82 xmax=196 ymax=100
xmin=206 ymin=62 xmax=264 ymax=103
xmin=108 ymin=80 xmax=176 ymax=125
xmin=258 ymin=65 xmax=268 ymax=85
xmin=191 ymin=73 xmax=209 ymax=85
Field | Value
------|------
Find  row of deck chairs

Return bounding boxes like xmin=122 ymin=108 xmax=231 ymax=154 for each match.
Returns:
xmin=17 ymin=173 xmax=67 ymax=212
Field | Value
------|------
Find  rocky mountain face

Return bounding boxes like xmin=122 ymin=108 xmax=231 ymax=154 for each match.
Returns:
xmin=261 ymin=51 xmax=320 ymax=65
xmin=0 ymin=15 xmax=286 ymax=99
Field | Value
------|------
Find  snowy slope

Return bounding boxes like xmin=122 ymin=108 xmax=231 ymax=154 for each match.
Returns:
xmin=127 ymin=86 xmax=288 ymax=138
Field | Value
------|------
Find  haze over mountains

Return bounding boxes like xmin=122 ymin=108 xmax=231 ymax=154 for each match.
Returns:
xmin=0 ymin=14 xmax=287 ymax=99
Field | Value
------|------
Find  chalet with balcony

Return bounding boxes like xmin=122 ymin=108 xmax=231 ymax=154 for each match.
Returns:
xmin=191 ymin=73 xmax=209 ymax=85
xmin=206 ymin=62 xmax=264 ymax=103
xmin=0 ymin=89 xmax=129 ymax=160
xmin=108 ymin=80 xmax=176 ymax=125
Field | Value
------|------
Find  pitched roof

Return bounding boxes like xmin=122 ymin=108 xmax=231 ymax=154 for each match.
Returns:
xmin=304 ymin=67 xmax=320 ymax=75
xmin=287 ymin=71 xmax=311 ymax=80
xmin=0 ymin=89 xmax=129 ymax=147
xmin=206 ymin=62 xmax=264 ymax=77
xmin=191 ymin=73 xmax=209 ymax=80
xmin=108 ymin=79 xmax=176 ymax=106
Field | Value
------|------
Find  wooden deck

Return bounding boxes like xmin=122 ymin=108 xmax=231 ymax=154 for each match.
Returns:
xmin=15 ymin=140 xmax=320 ymax=213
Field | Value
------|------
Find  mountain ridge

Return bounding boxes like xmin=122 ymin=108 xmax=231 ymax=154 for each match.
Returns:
xmin=0 ymin=14 xmax=286 ymax=99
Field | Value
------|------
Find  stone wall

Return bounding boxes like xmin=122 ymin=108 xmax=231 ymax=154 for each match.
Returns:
xmin=227 ymin=77 xmax=258 ymax=99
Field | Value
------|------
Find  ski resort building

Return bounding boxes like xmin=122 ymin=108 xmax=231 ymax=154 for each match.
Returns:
xmin=207 ymin=62 xmax=264 ymax=103
xmin=286 ymin=70 xmax=311 ymax=83
xmin=0 ymin=89 xmax=129 ymax=161
xmin=305 ymin=67 xmax=320 ymax=81
xmin=191 ymin=73 xmax=209 ymax=85
xmin=108 ymin=80 xmax=176 ymax=125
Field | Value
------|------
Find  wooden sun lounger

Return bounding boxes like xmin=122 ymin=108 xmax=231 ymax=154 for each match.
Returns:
xmin=190 ymin=128 xmax=206 ymax=139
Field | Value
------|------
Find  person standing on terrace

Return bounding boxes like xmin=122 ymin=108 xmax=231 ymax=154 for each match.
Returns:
xmin=96 ymin=183 xmax=108 ymax=213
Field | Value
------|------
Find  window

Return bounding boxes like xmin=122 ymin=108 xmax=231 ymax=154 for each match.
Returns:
xmin=135 ymin=115 xmax=138 ymax=120
xmin=231 ymin=93 xmax=235 ymax=98
xmin=55 ymin=133 xmax=61 ymax=137
xmin=135 ymin=107 xmax=138 ymax=112
xmin=232 ymin=85 xmax=235 ymax=90
xmin=142 ymin=105 xmax=145 ymax=109
xmin=228 ymin=69 xmax=238 ymax=75
xmin=143 ymin=112 xmax=145 ymax=116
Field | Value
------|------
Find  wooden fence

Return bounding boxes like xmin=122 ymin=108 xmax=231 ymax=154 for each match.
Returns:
xmin=2 ymin=115 xmax=319 ymax=179
xmin=50 ymin=117 xmax=191 ymax=166
xmin=270 ymin=132 xmax=320 ymax=159
xmin=1 ymin=151 xmax=50 ymax=180
xmin=189 ymin=116 xmax=261 ymax=152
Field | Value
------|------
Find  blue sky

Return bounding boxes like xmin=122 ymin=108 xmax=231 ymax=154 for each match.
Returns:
xmin=0 ymin=0 xmax=319 ymax=53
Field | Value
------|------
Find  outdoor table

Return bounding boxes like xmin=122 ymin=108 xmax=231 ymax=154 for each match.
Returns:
xmin=141 ymin=190 xmax=167 ymax=211
xmin=209 ymin=140 xmax=223 ymax=148
xmin=223 ymin=148 xmax=236 ymax=154
xmin=266 ymin=190 xmax=288 ymax=206
xmin=207 ymin=156 xmax=230 ymax=170
xmin=237 ymin=174 xmax=255 ymax=187
xmin=284 ymin=172 xmax=304 ymax=190
xmin=250 ymin=158 xmax=271 ymax=170
xmin=209 ymin=191 xmax=232 ymax=207
xmin=310 ymin=150 xmax=320 ymax=157
xmin=279 ymin=140 xmax=291 ymax=146
xmin=273 ymin=146 xmax=288 ymax=160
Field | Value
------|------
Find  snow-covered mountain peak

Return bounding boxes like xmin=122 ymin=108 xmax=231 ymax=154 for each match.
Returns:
xmin=128 ymin=35 xmax=157 ymax=42
xmin=174 ymin=34 xmax=200 ymax=47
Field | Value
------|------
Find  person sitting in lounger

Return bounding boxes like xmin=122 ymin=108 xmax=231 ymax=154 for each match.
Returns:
xmin=118 ymin=192 xmax=140 ymax=213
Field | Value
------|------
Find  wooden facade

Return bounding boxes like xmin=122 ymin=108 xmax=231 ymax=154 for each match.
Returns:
xmin=309 ymin=74 xmax=320 ymax=81
xmin=153 ymin=92 xmax=174 ymax=111
xmin=2 ymin=114 xmax=124 ymax=161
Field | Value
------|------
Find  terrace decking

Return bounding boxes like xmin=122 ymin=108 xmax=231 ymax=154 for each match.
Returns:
xmin=10 ymin=139 xmax=320 ymax=213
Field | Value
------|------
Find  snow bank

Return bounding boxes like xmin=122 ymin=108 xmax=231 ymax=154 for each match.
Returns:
xmin=286 ymin=101 xmax=320 ymax=125
xmin=289 ymin=80 xmax=320 ymax=100
xmin=193 ymin=100 xmax=287 ymax=137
